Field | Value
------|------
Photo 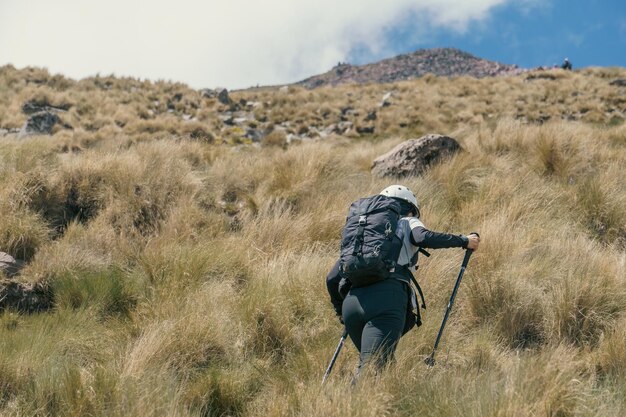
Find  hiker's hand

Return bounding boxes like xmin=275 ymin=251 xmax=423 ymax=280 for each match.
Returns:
xmin=466 ymin=233 xmax=480 ymax=251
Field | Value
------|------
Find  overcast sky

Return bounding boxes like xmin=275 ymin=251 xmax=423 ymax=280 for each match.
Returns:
xmin=1 ymin=0 xmax=624 ymax=89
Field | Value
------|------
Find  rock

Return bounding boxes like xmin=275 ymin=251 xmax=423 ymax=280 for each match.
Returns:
xmin=19 ymin=111 xmax=61 ymax=136
xmin=245 ymin=128 xmax=265 ymax=143
xmin=286 ymin=133 xmax=301 ymax=144
xmin=340 ymin=106 xmax=355 ymax=116
xmin=609 ymin=79 xmax=626 ymax=87
xmin=200 ymin=88 xmax=231 ymax=105
xmin=371 ymin=134 xmax=461 ymax=177
xmin=233 ymin=117 xmax=248 ymax=125
xmin=320 ymin=125 xmax=336 ymax=138
xmin=364 ymin=111 xmax=377 ymax=121
xmin=356 ymin=126 xmax=375 ymax=135
xmin=0 ymin=252 xmax=24 ymax=278
xmin=335 ymin=121 xmax=353 ymax=134
xmin=219 ymin=114 xmax=235 ymax=126
xmin=379 ymin=92 xmax=393 ymax=107
xmin=200 ymin=88 xmax=216 ymax=98
xmin=216 ymin=88 xmax=231 ymax=105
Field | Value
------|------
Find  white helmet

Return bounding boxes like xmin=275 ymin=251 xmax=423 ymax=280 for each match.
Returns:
xmin=380 ymin=185 xmax=420 ymax=217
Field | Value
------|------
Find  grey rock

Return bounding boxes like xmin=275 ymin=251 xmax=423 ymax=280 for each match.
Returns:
xmin=245 ymin=128 xmax=265 ymax=143
xmin=323 ymin=124 xmax=336 ymax=136
xmin=340 ymin=106 xmax=355 ymax=116
xmin=201 ymin=88 xmax=232 ymax=105
xmin=371 ymin=134 xmax=461 ymax=177
xmin=19 ymin=111 xmax=61 ymax=136
xmin=335 ymin=121 xmax=353 ymax=133
xmin=609 ymin=79 xmax=626 ymax=87
xmin=356 ymin=125 xmax=375 ymax=135
xmin=219 ymin=114 xmax=235 ymax=126
xmin=364 ymin=111 xmax=377 ymax=121
xmin=0 ymin=252 xmax=24 ymax=278
xmin=200 ymin=88 xmax=216 ymax=98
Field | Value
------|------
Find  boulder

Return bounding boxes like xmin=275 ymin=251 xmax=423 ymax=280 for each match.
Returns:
xmin=200 ymin=88 xmax=232 ymax=105
xmin=371 ymin=134 xmax=461 ymax=177
xmin=0 ymin=252 xmax=24 ymax=278
xmin=609 ymin=79 xmax=626 ymax=87
xmin=216 ymin=88 xmax=231 ymax=105
xmin=19 ymin=111 xmax=60 ymax=136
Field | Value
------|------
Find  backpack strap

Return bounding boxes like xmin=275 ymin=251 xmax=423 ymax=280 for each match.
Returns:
xmin=352 ymin=201 xmax=369 ymax=257
xmin=410 ymin=274 xmax=426 ymax=310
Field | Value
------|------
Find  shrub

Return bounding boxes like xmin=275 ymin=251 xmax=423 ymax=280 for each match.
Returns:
xmin=52 ymin=267 xmax=137 ymax=318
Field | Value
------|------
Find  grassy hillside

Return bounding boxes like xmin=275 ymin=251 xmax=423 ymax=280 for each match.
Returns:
xmin=1 ymin=64 xmax=625 ymax=416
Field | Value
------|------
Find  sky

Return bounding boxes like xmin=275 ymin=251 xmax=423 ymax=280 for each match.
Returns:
xmin=0 ymin=0 xmax=625 ymax=90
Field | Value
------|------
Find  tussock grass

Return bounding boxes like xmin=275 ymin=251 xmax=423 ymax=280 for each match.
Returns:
xmin=1 ymin=66 xmax=626 ymax=416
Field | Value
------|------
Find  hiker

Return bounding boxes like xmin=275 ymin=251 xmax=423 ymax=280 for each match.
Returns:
xmin=561 ymin=58 xmax=572 ymax=70
xmin=326 ymin=185 xmax=480 ymax=379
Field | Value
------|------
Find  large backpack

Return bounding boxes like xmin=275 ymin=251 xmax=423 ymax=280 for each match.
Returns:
xmin=339 ymin=195 xmax=403 ymax=287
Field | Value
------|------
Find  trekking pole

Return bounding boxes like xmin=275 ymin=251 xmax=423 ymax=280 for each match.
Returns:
xmin=322 ymin=328 xmax=348 ymax=385
xmin=425 ymin=232 xmax=479 ymax=367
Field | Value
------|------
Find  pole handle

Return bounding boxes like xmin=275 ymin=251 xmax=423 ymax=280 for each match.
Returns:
xmin=462 ymin=231 xmax=480 ymax=266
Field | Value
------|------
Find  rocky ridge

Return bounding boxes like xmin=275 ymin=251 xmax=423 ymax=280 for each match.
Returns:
xmin=297 ymin=48 xmax=522 ymax=89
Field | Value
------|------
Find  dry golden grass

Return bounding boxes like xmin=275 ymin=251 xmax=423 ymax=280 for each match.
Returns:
xmin=0 ymin=65 xmax=625 ymax=416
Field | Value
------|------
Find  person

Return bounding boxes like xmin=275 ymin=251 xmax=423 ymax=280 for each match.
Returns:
xmin=561 ymin=58 xmax=572 ymax=70
xmin=326 ymin=185 xmax=480 ymax=379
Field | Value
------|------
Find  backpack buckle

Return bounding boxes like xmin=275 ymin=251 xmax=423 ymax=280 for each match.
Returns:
xmin=358 ymin=215 xmax=366 ymax=225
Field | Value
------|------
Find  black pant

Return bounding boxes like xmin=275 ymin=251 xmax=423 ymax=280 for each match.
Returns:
xmin=342 ymin=277 xmax=408 ymax=376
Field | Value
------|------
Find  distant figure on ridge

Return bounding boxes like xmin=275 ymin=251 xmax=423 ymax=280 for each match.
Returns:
xmin=561 ymin=58 xmax=572 ymax=70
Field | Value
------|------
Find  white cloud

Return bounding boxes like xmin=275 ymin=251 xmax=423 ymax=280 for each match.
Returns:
xmin=1 ymin=0 xmax=518 ymax=89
